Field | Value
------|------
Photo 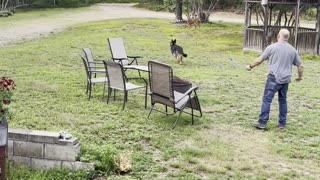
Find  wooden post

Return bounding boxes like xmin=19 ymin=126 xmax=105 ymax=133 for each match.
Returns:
xmin=0 ymin=147 xmax=5 ymax=180
xmin=244 ymin=1 xmax=249 ymax=49
xmin=315 ymin=5 xmax=320 ymax=54
xmin=294 ymin=0 xmax=301 ymax=49
xmin=262 ymin=2 xmax=269 ymax=50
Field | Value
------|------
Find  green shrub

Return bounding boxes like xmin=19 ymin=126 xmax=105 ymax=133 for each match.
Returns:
xmin=31 ymin=0 xmax=57 ymax=7
xmin=56 ymin=0 xmax=84 ymax=7
xmin=81 ymin=145 xmax=120 ymax=174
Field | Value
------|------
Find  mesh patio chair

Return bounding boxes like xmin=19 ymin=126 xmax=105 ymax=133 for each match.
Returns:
xmin=80 ymin=54 xmax=108 ymax=100
xmin=82 ymin=48 xmax=106 ymax=77
xmin=103 ymin=61 xmax=148 ymax=110
xmin=107 ymin=38 xmax=149 ymax=77
xmin=147 ymin=61 xmax=202 ymax=129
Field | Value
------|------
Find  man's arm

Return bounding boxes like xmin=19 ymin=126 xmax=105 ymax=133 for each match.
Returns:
xmin=295 ymin=64 xmax=304 ymax=82
xmin=245 ymin=57 xmax=264 ymax=71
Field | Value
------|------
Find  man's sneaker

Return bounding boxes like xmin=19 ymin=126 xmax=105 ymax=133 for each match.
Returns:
xmin=278 ymin=125 xmax=286 ymax=130
xmin=251 ymin=122 xmax=266 ymax=129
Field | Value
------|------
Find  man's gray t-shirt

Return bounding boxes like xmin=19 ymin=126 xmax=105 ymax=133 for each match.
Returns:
xmin=260 ymin=42 xmax=301 ymax=84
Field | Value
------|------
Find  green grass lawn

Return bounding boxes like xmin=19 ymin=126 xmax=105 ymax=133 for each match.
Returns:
xmin=1 ymin=17 xmax=320 ymax=179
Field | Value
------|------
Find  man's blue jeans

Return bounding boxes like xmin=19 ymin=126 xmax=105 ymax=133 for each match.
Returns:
xmin=258 ymin=75 xmax=289 ymax=127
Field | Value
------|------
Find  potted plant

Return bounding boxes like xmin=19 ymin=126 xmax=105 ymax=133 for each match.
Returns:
xmin=0 ymin=77 xmax=15 ymax=147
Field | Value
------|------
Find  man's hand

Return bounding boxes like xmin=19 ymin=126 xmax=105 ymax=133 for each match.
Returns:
xmin=245 ymin=65 xmax=252 ymax=71
xmin=296 ymin=64 xmax=303 ymax=82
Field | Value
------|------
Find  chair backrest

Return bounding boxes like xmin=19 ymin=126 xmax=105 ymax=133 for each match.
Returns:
xmin=108 ymin=38 xmax=129 ymax=65
xmin=82 ymin=48 xmax=97 ymax=71
xmin=104 ymin=61 xmax=126 ymax=90
xmin=80 ymin=54 xmax=91 ymax=80
xmin=148 ymin=61 xmax=175 ymax=106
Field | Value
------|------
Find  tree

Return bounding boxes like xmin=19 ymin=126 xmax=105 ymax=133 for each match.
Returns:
xmin=0 ymin=0 xmax=15 ymax=16
xmin=185 ymin=0 xmax=220 ymax=22
xmin=175 ymin=0 xmax=183 ymax=21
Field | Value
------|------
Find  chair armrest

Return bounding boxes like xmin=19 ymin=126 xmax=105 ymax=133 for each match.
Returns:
xmin=175 ymin=86 xmax=199 ymax=104
xmin=127 ymin=55 xmax=142 ymax=59
xmin=126 ymin=76 xmax=148 ymax=86
xmin=91 ymin=66 xmax=105 ymax=69
xmin=90 ymin=70 xmax=106 ymax=73
xmin=94 ymin=59 xmax=107 ymax=64
xmin=112 ymin=58 xmax=127 ymax=60
xmin=89 ymin=61 xmax=104 ymax=65
xmin=87 ymin=69 xmax=105 ymax=73
xmin=127 ymin=56 xmax=142 ymax=65
xmin=112 ymin=58 xmax=127 ymax=66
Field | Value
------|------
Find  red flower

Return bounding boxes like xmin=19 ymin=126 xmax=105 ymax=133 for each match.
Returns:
xmin=2 ymin=100 xmax=7 ymax=105
xmin=0 ymin=77 xmax=15 ymax=119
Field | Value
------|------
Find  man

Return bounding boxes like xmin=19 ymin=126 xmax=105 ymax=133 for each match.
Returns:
xmin=246 ymin=29 xmax=304 ymax=129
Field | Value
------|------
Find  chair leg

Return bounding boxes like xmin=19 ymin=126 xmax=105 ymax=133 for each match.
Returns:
xmin=86 ymin=81 xmax=89 ymax=95
xmin=88 ymin=83 xmax=92 ymax=100
xmin=165 ymin=106 xmax=168 ymax=116
xmin=125 ymin=91 xmax=128 ymax=102
xmin=144 ymin=86 xmax=148 ymax=109
xmin=191 ymin=108 xmax=194 ymax=125
xmin=147 ymin=104 xmax=155 ymax=121
xmin=114 ymin=90 xmax=116 ymax=101
xmin=102 ymin=81 xmax=107 ymax=99
xmin=122 ymin=91 xmax=127 ymax=110
xmin=107 ymin=88 xmax=112 ymax=104
xmin=172 ymin=110 xmax=183 ymax=129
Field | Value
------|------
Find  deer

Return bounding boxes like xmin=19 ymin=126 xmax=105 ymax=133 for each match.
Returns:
xmin=187 ymin=16 xmax=201 ymax=29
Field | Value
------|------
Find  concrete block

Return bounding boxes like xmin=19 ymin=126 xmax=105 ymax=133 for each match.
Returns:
xmin=8 ymin=128 xmax=32 ymax=141
xmin=8 ymin=140 xmax=13 ymax=156
xmin=74 ymin=161 xmax=95 ymax=170
xmin=62 ymin=161 xmax=95 ymax=170
xmin=28 ymin=130 xmax=60 ymax=144
xmin=58 ymin=138 xmax=79 ymax=146
xmin=9 ymin=155 xmax=31 ymax=167
xmin=31 ymin=158 xmax=62 ymax=169
xmin=14 ymin=141 xmax=43 ymax=158
xmin=45 ymin=142 xmax=80 ymax=161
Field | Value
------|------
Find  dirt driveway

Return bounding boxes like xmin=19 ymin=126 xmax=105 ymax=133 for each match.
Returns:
xmin=0 ymin=3 xmax=245 ymax=47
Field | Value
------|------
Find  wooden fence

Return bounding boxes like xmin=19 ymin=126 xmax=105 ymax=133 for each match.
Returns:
xmin=244 ymin=26 xmax=318 ymax=54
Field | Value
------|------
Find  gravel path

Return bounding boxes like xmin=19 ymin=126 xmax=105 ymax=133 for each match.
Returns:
xmin=0 ymin=3 xmax=245 ymax=47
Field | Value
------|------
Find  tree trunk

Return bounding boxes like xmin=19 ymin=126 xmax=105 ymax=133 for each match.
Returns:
xmin=176 ymin=0 xmax=183 ymax=22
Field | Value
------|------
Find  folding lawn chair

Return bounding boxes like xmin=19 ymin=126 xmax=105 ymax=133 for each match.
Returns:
xmin=147 ymin=61 xmax=202 ymax=129
xmin=80 ymin=54 xmax=108 ymax=100
xmin=82 ymin=48 xmax=106 ymax=77
xmin=103 ymin=61 xmax=148 ymax=110
xmin=107 ymin=38 xmax=149 ymax=78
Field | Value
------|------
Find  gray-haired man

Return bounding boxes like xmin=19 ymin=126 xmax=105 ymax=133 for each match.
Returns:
xmin=246 ymin=29 xmax=304 ymax=129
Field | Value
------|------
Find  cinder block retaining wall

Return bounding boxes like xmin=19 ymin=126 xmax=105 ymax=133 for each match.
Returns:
xmin=8 ymin=128 xmax=94 ymax=170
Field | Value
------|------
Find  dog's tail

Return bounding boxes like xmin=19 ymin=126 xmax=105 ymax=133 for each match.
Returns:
xmin=183 ymin=53 xmax=187 ymax=57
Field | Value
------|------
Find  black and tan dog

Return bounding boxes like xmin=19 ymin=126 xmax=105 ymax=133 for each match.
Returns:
xmin=170 ymin=39 xmax=187 ymax=65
